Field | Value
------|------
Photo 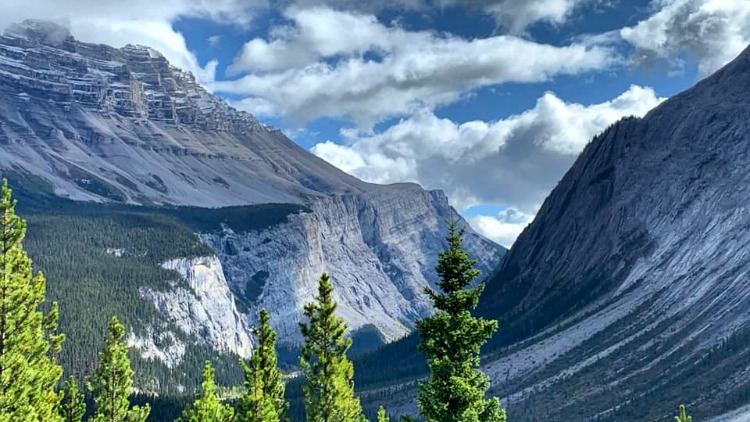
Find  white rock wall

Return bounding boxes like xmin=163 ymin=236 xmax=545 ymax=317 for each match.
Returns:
xmin=137 ymin=256 xmax=253 ymax=364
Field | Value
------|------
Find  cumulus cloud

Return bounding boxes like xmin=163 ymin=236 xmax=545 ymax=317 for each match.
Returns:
xmin=287 ymin=0 xmax=425 ymax=14
xmin=0 ymin=0 xmax=266 ymax=85
xmin=282 ymin=0 xmax=591 ymax=32
xmin=312 ymin=85 xmax=665 ymax=243
xmin=444 ymin=0 xmax=592 ymax=33
xmin=227 ymin=7 xmax=395 ymax=74
xmin=467 ymin=208 xmax=535 ymax=248
xmin=621 ymin=0 xmax=750 ymax=78
xmin=218 ymin=7 xmax=617 ymax=127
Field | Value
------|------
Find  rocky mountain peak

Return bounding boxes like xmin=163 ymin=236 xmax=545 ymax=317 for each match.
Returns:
xmin=0 ymin=23 xmax=376 ymax=205
xmin=0 ymin=23 xmax=504 ymax=371
xmin=0 ymin=24 xmax=263 ymax=132
xmin=5 ymin=20 xmax=73 ymax=46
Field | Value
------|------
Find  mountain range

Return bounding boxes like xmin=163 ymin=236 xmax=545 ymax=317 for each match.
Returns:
xmin=0 ymin=19 xmax=503 ymax=391
xmin=3 ymin=18 xmax=750 ymax=422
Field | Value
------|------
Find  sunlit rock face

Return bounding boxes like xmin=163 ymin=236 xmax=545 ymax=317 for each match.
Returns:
xmin=203 ymin=185 xmax=503 ymax=344
xmin=133 ymin=256 xmax=254 ymax=366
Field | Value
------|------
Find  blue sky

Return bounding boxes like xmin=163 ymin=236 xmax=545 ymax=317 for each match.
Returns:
xmin=3 ymin=0 xmax=749 ymax=247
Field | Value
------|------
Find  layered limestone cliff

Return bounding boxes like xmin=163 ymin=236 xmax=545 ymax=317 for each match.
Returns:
xmin=202 ymin=185 xmax=503 ymax=343
xmin=0 ymin=20 xmax=367 ymax=205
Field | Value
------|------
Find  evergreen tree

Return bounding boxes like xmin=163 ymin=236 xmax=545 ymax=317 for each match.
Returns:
xmin=675 ymin=405 xmax=692 ymax=422
xmin=178 ymin=361 xmax=234 ymax=422
xmin=237 ymin=308 xmax=288 ymax=422
xmin=60 ymin=376 xmax=86 ymax=422
xmin=416 ymin=221 xmax=505 ymax=422
xmin=299 ymin=273 xmax=365 ymax=422
xmin=377 ymin=406 xmax=389 ymax=422
xmin=88 ymin=316 xmax=150 ymax=422
xmin=0 ymin=179 xmax=65 ymax=421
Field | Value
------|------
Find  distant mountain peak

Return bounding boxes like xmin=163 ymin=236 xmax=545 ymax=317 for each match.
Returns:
xmin=0 ymin=24 xmax=374 ymax=205
xmin=5 ymin=19 xmax=73 ymax=45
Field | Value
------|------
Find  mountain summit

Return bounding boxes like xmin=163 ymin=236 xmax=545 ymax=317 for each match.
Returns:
xmin=475 ymin=44 xmax=750 ymax=421
xmin=0 ymin=20 xmax=369 ymax=205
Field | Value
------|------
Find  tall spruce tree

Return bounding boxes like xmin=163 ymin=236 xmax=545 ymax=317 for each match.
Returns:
xmin=88 ymin=316 xmax=150 ymax=422
xmin=60 ymin=376 xmax=86 ymax=422
xmin=416 ymin=221 xmax=505 ymax=422
xmin=299 ymin=273 xmax=365 ymax=422
xmin=178 ymin=361 xmax=234 ymax=422
xmin=237 ymin=308 xmax=288 ymax=422
xmin=0 ymin=179 xmax=65 ymax=421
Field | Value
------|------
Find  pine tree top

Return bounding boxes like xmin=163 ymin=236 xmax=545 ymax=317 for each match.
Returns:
xmin=427 ymin=220 xmax=485 ymax=314
xmin=299 ymin=273 xmax=364 ymax=422
xmin=416 ymin=220 xmax=505 ymax=422
xmin=238 ymin=307 xmax=288 ymax=422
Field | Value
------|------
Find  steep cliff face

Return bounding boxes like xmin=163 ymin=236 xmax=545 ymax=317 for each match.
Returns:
xmin=471 ymin=45 xmax=750 ymax=421
xmin=129 ymin=255 xmax=253 ymax=366
xmin=202 ymin=185 xmax=503 ymax=343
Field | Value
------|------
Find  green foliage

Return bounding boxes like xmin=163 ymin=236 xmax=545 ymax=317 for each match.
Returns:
xmin=88 ymin=316 xmax=150 ymax=422
xmin=347 ymin=324 xmax=386 ymax=358
xmin=416 ymin=221 xmax=505 ymax=422
xmin=377 ymin=406 xmax=389 ymax=422
xmin=299 ymin=273 xmax=366 ymax=422
xmin=177 ymin=361 xmax=234 ymax=422
xmin=675 ymin=405 xmax=692 ymax=422
xmin=238 ymin=308 xmax=288 ymax=422
xmin=18 ymin=203 xmax=283 ymax=393
xmin=0 ymin=179 xmax=65 ymax=421
xmin=23 ymin=210 xmax=223 ymax=393
xmin=60 ymin=376 xmax=86 ymax=422
xmin=352 ymin=333 xmax=425 ymax=391
xmin=163 ymin=204 xmax=311 ymax=234
xmin=0 ymin=170 xmax=312 ymax=395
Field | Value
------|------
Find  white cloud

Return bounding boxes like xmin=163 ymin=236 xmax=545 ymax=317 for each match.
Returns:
xmin=467 ymin=208 xmax=535 ymax=248
xmin=219 ymin=7 xmax=617 ymax=128
xmin=228 ymin=97 xmax=280 ymax=118
xmin=0 ymin=0 xmax=266 ymax=85
xmin=621 ymin=0 xmax=750 ymax=78
xmin=227 ymin=6 xmax=395 ymax=74
xmin=282 ymin=0 xmax=590 ymax=32
xmin=445 ymin=0 xmax=592 ymax=33
xmin=207 ymin=35 xmax=223 ymax=46
xmin=312 ymin=85 xmax=665 ymax=244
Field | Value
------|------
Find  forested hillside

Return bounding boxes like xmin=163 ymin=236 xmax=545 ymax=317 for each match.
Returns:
xmin=6 ymin=172 xmax=309 ymax=395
